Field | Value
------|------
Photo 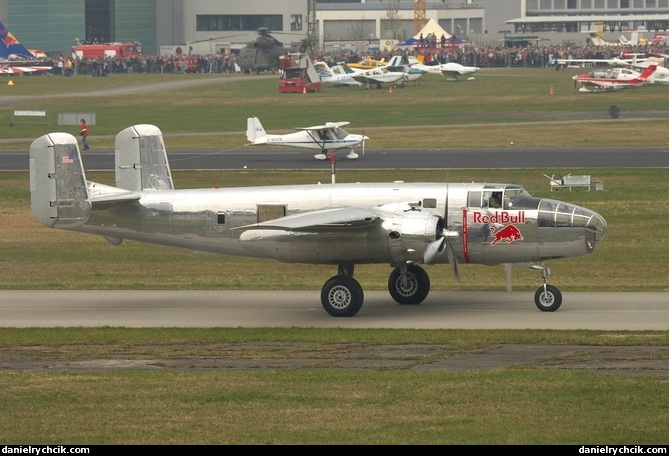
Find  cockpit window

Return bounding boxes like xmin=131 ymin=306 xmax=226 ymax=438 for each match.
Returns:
xmin=504 ymin=186 xmax=531 ymax=208
xmin=333 ymin=128 xmax=348 ymax=140
xmin=538 ymin=200 xmax=597 ymax=228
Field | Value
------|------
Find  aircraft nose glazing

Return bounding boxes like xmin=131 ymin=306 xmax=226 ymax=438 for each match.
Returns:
xmin=538 ymin=199 xmax=608 ymax=252
xmin=583 ymin=208 xmax=607 ymax=252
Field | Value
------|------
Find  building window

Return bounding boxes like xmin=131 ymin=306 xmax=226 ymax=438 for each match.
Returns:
xmin=291 ymin=15 xmax=303 ymax=31
xmin=196 ymin=15 xmax=283 ymax=32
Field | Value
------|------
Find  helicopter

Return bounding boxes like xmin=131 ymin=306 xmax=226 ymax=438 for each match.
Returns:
xmin=237 ymin=27 xmax=311 ymax=74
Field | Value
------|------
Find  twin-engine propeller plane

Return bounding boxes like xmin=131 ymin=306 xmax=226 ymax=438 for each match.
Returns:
xmin=246 ymin=117 xmax=368 ymax=160
xmin=29 ymin=125 xmax=608 ymax=317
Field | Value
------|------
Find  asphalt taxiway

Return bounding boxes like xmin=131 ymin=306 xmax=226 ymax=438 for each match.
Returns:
xmin=1 ymin=290 xmax=667 ymax=330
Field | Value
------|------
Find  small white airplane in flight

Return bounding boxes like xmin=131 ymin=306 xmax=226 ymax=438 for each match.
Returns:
xmin=28 ymin=124 xmax=608 ymax=317
xmin=246 ymin=117 xmax=369 ymax=160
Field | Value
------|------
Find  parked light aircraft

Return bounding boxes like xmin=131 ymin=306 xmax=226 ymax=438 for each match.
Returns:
xmin=0 ymin=21 xmax=52 ymax=74
xmin=313 ymin=61 xmax=362 ymax=87
xmin=385 ymin=55 xmax=427 ymax=86
xmin=29 ymin=125 xmax=608 ymax=317
xmin=557 ymin=56 xmax=669 ymax=85
xmin=0 ymin=64 xmax=52 ymax=75
xmin=413 ymin=60 xmax=479 ymax=81
xmin=347 ymin=57 xmax=386 ymax=70
xmin=342 ymin=63 xmax=408 ymax=89
xmin=246 ymin=117 xmax=368 ymax=160
xmin=572 ymin=63 xmax=657 ymax=92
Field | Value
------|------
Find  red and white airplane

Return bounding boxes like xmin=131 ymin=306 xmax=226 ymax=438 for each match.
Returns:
xmin=572 ymin=63 xmax=657 ymax=92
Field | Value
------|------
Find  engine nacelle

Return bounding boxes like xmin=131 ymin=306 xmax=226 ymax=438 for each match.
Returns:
xmin=386 ymin=209 xmax=444 ymax=265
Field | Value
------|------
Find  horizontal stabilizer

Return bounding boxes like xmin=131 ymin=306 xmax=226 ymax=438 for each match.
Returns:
xmin=87 ymin=182 xmax=141 ymax=204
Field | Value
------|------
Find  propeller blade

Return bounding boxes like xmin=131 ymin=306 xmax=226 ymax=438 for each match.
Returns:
xmin=446 ymin=241 xmax=461 ymax=280
xmin=423 ymin=237 xmax=445 ymax=264
xmin=362 ymin=139 xmax=365 ymax=157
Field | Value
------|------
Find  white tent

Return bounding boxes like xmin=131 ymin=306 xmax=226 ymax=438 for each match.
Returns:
xmin=413 ymin=18 xmax=451 ymax=40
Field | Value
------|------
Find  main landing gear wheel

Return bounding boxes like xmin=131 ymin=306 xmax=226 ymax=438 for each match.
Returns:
xmin=388 ymin=264 xmax=430 ymax=305
xmin=321 ymin=275 xmax=364 ymax=317
xmin=534 ymin=284 xmax=562 ymax=312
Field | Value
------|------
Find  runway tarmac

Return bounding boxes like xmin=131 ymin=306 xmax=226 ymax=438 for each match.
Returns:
xmin=2 ymin=146 xmax=669 ymax=171
xmin=2 ymin=290 xmax=667 ymax=330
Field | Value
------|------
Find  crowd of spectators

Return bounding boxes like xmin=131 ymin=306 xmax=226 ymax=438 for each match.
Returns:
xmin=42 ymin=40 xmax=669 ymax=76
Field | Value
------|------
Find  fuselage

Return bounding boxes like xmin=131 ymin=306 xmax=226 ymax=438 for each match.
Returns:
xmin=74 ymin=181 xmax=607 ymax=267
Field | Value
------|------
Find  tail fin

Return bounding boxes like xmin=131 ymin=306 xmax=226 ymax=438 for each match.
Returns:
xmin=639 ymin=64 xmax=657 ymax=81
xmin=29 ymin=133 xmax=91 ymax=229
xmin=114 ymin=124 xmax=174 ymax=191
xmin=246 ymin=117 xmax=267 ymax=144
xmin=0 ymin=21 xmax=36 ymax=60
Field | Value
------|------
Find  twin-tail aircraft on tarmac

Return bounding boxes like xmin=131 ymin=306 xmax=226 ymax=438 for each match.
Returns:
xmin=29 ymin=124 xmax=608 ymax=317
xmin=246 ymin=116 xmax=368 ymax=160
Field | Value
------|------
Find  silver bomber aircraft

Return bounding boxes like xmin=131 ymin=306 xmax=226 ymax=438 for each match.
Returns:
xmin=29 ymin=125 xmax=608 ymax=317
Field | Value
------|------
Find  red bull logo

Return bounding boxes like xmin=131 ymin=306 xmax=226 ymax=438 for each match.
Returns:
xmin=473 ymin=211 xmax=525 ymax=224
xmin=2 ymin=31 xmax=20 ymax=48
xmin=490 ymin=224 xmax=523 ymax=246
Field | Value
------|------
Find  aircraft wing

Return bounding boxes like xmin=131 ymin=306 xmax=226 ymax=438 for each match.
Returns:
xmin=296 ymin=122 xmax=350 ymax=131
xmin=576 ymin=80 xmax=630 ymax=92
xmin=0 ymin=65 xmax=52 ymax=74
xmin=238 ymin=207 xmax=382 ymax=231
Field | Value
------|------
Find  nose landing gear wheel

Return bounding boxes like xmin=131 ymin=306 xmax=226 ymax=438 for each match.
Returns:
xmin=321 ymin=275 xmax=364 ymax=317
xmin=534 ymin=284 xmax=562 ymax=311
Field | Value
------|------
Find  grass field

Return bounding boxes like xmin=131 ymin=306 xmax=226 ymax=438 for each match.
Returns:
xmin=1 ymin=68 xmax=668 ymax=445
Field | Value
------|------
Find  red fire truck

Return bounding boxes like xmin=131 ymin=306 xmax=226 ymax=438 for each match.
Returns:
xmin=71 ymin=41 xmax=142 ymax=59
xmin=278 ymin=53 xmax=322 ymax=93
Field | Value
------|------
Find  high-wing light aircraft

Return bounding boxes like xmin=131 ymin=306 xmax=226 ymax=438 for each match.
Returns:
xmin=572 ymin=63 xmax=657 ymax=92
xmin=246 ymin=117 xmax=368 ymax=160
xmin=29 ymin=125 xmax=608 ymax=317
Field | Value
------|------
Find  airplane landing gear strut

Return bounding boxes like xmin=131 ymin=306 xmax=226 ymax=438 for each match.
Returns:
xmin=532 ymin=263 xmax=562 ymax=312
xmin=320 ymin=263 xmax=363 ymax=317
